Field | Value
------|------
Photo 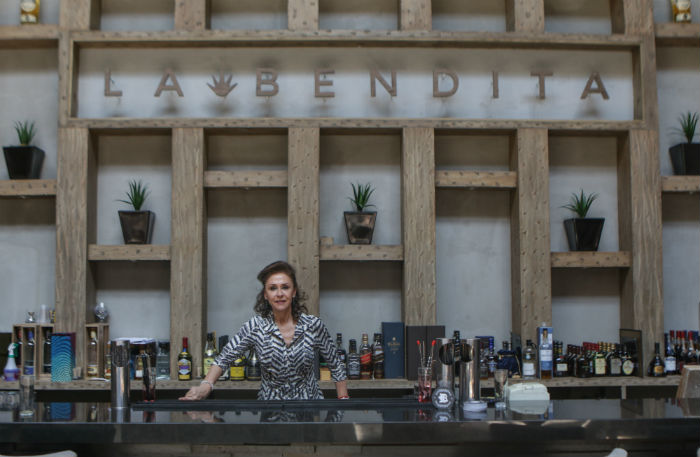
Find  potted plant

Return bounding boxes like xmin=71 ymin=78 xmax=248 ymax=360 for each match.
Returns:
xmin=3 ymin=120 xmax=45 ymax=179
xmin=669 ymin=111 xmax=699 ymax=175
xmin=117 ymin=179 xmax=155 ymax=244
xmin=344 ymin=182 xmax=377 ymax=245
xmin=562 ymin=189 xmax=604 ymax=251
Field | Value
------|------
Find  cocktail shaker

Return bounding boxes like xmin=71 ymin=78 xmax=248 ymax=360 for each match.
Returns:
xmin=458 ymin=338 xmax=481 ymax=405
xmin=110 ymin=339 xmax=130 ymax=409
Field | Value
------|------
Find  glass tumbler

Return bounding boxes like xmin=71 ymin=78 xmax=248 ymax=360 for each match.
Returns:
xmin=417 ymin=367 xmax=432 ymax=403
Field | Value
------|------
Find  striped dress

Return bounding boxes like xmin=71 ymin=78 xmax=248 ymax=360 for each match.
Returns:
xmin=213 ymin=313 xmax=347 ymax=400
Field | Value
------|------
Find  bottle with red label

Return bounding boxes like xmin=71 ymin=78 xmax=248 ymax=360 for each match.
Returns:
xmin=359 ymin=333 xmax=372 ymax=380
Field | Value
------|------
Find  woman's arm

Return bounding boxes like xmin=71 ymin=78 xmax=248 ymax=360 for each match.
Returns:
xmin=179 ymin=364 xmax=222 ymax=401
xmin=335 ymin=380 xmax=349 ymax=399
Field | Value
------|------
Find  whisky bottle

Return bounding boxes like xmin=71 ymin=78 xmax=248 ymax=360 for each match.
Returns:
xmin=539 ymin=331 xmax=553 ymax=380
xmin=576 ymin=346 xmax=591 ymax=378
xmin=335 ymin=333 xmax=347 ymax=372
xmin=620 ymin=346 xmax=635 ymax=376
xmin=178 ymin=337 xmax=193 ymax=381
xmin=608 ymin=344 xmax=622 ymax=376
xmin=104 ymin=341 xmax=112 ymax=379
xmin=664 ymin=333 xmax=677 ymax=375
xmin=359 ymin=333 xmax=372 ymax=380
xmin=593 ymin=344 xmax=607 ymax=377
xmin=202 ymin=332 xmax=217 ymax=377
xmin=24 ymin=330 xmax=35 ymax=375
xmin=134 ymin=349 xmax=145 ymax=380
xmin=20 ymin=0 xmax=40 ymax=25
xmin=42 ymin=330 xmax=51 ymax=374
xmin=372 ymin=333 xmax=384 ymax=379
xmin=86 ymin=330 xmax=98 ymax=378
xmin=553 ymin=341 xmax=568 ymax=377
xmin=648 ymin=342 xmax=666 ymax=377
xmin=347 ymin=339 xmax=361 ymax=379
xmin=522 ymin=340 xmax=537 ymax=379
xmin=246 ymin=349 xmax=261 ymax=381
xmin=230 ymin=356 xmax=246 ymax=381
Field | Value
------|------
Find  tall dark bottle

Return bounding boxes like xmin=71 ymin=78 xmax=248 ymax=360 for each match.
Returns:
xmin=359 ymin=333 xmax=372 ymax=380
xmin=335 ymin=333 xmax=347 ymax=372
xmin=648 ymin=342 xmax=666 ymax=377
xmin=372 ymin=333 xmax=384 ymax=379
xmin=347 ymin=339 xmax=361 ymax=380
xmin=42 ymin=330 xmax=52 ymax=374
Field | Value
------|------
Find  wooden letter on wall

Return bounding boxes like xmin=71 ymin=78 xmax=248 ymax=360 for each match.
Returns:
xmin=256 ymin=68 xmax=279 ymax=96
xmin=432 ymin=69 xmax=459 ymax=97
xmin=530 ymin=71 xmax=553 ymax=99
xmin=580 ymin=72 xmax=610 ymax=100
xmin=370 ymin=69 xmax=397 ymax=97
xmin=154 ymin=69 xmax=184 ymax=97
xmin=104 ymin=69 xmax=122 ymax=97
xmin=315 ymin=69 xmax=335 ymax=98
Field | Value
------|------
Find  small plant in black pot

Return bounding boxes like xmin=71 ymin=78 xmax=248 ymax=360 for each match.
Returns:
xmin=117 ymin=179 xmax=155 ymax=244
xmin=562 ymin=189 xmax=604 ymax=251
xmin=344 ymin=182 xmax=377 ymax=245
xmin=3 ymin=120 xmax=45 ymax=179
xmin=669 ymin=111 xmax=699 ymax=175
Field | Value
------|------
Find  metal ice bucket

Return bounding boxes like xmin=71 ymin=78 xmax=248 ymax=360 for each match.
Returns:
xmin=435 ymin=338 xmax=455 ymax=391
xmin=458 ymin=338 xmax=481 ymax=405
xmin=111 ymin=339 xmax=130 ymax=410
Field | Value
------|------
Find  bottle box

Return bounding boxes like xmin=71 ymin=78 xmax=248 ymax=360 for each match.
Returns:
xmin=381 ymin=322 xmax=404 ymax=379
xmin=406 ymin=325 xmax=445 ymax=380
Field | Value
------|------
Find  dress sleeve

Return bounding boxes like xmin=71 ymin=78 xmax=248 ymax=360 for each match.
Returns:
xmin=316 ymin=319 xmax=347 ymax=382
xmin=213 ymin=317 xmax=257 ymax=372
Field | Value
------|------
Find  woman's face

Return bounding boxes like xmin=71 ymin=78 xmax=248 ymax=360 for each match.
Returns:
xmin=264 ymin=272 xmax=296 ymax=314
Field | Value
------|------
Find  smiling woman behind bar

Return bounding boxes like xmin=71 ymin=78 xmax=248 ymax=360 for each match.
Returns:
xmin=180 ymin=260 xmax=348 ymax=401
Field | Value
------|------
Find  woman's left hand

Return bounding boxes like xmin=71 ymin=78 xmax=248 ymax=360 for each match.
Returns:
xmin=179 ymin=383 xmax=211 ymax=401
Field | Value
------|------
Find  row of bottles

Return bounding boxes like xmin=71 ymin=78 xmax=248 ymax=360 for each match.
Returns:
xmin=344 ymin=332 xmax=384 ymax=380
xmin=10 ymin=328 xmax=52 ymax=377
xmin=176 ymin=333 xmax=262 ymax=382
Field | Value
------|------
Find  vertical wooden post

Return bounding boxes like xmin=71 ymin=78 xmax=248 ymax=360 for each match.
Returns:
xmin=59 ymin=0 xmax=100 ymax=30
xmin=171 ymin=128 xmax=207 ymax=378
xmin=510 ymin=129 xmax=551 ymax=343
xmin=400 ymin=0 xmax=432 ymax=31
xmin=505 ymin=0 xmax=545 ymax=33
xmin=55 ymin=127 xmax=95 ymax=372
xmin=288 ymin=128 xmax=320 ymax=316
xmin=174 ymin=0 xmax=210 ymax=31
xmin=288 ymin=0 xmax=318 ymax=31
xmin=402 ymin=127 xmax=436 ymax=325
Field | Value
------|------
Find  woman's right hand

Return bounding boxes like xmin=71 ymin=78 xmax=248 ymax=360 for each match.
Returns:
xmin=179 ymin=383 xmax=212 ymax=401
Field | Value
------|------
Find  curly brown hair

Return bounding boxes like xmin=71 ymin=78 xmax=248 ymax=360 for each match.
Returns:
xmin=254 ymin=260 xmax=308 ymax=319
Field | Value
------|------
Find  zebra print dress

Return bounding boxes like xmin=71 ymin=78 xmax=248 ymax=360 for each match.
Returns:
xmin=213 ymin=313 xmax=347 ymax=400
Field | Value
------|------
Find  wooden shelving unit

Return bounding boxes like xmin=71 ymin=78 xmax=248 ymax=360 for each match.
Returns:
xmin=0 ymin=179 xmax=57 ymax=197
xmin=661 ymin=176 xmax=700 ymax=193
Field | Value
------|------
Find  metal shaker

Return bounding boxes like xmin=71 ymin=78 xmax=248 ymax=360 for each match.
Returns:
xmin=435 ymin=338 xmax=455 ymax=391
xmin=458 ymin=338 xmax=481 ymax=405
xmin=110 ymin=339 xmax=130 ymax=409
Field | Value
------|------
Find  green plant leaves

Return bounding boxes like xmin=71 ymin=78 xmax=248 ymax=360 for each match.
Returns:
xmin=561 ymin=189 xmax=598 ymax=218
xmin=678 ymin=111 xmax=698 ymax=144
xmin=13 ymin=120 xmax=36 ymax=146
xmin=117 ymin=179 xmax=149 ymax=211
xmin=349 ymin=182 xmax=376 ymax=212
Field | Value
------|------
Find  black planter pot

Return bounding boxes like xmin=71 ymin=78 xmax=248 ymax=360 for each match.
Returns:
xmin=564 ymin=218 xmax=605 ymax=251
xmin=344 ymin=211 xmax=377 ymax=245
xmin=669 ymin=143 xmax=700 ymax=175
xmin=3 ymin=145 xmax=45 ymax=179
xmin=118 ymin=210 xmax=155 ymax=244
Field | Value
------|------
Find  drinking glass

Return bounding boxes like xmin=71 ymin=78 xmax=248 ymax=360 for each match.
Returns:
xmin=494 ymin=368 xmax=508 ymax=409
xmin=417 ymin=367 xmax=432 ymax=403
xmin=19 ymin=375 xmax=35 ymax=417
xmin=94 ymin=302 xmax=109 ymax=322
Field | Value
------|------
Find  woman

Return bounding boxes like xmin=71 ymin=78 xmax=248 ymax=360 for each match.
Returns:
xmin=180 ymin=260 xmax=348 ymax=401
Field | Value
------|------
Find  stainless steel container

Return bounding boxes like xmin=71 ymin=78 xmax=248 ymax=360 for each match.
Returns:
xmin=435 ymin=338 xmax=455 ymax=391
xmin=110 ymin=339 xmax=130 ymax=409
xmin=458 ymin=338 xmax=481 ymax=405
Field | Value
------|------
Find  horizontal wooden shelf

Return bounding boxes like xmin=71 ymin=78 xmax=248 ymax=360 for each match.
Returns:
xmin=204 ymin=170 xmax=287 ymax=188
xmin=655 ymin=22 xmax=700 ymax=47
xmin=0 ymin=179 xmax=56 ymax=197
xmin=320 ymin=244 xmax=403 ymax=261
xmin=551 ymin=251 xmax=632 ymax=268
xmin=0 ymin=24 xmax=60 ymax=48
xmin=436 ymin=170 xmax=516 ymax=189
xmin=88 ymin=244 xmax=171 ymax=261
xmin=661 ymin=175 xmax=700 ymax=193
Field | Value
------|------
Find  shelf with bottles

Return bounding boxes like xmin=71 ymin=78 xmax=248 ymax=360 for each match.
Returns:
xmin=11 ymin=323 xmax=53 ymax=380
xmin=661 ymin=175 xmax=700 ymax=193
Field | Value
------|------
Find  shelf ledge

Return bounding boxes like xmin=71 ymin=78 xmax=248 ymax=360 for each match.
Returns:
xmin=320 ymin=244 xmax=403 ymax=261
xmin=661 ymin=175 xmax=700 ymax=193
xmin=0 ymin=24 xmax=60 ymax=48
xmin=0 ymin=179 xmax=57 ymax=197
xmin=436 ymin=170 xmax=516 ymax=189
xmin=205 ymin=170 xmax=287 ymax=188
xmin=655 ymin=23 xmax=700 ymax=47
xmin=551 ymin=251 xmax=631 ymax=268
xmin=88 ymin=244 xmax=171 ymax=261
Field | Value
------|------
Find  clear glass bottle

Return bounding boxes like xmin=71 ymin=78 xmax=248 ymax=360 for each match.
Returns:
xmin=86 ymin=330 xmax=99 ymax=378
xmin=347 ymin=339 xmax=361 ymax=380
xmin=202 ymin=332 xmax=217 ymax=377
xmin=539 ymin=330 xmax=553 ymax=379
xmin=104 ymin=341 xmax=112 ymax=379
xmin=24 ymin=330 xmax=35 ymax=375
xmin=42 ymin=330 xmax=51 ymax=374
xmin=359 ymin=333 xmax=372 ymax=380
xmin=664 ymin=332 xmax=677 ymax=375
xmin=521 ymin=339 xmax=537 ymax=379
xmin=155 ymin=341 xmax=169 ymax=380
xmin=453 ymin=330 xmax=461 ymax=380
xmin=372 ymin=333 xmax=384 ymax=379
xmin=486 ymin=337 xmax=497 ymax=378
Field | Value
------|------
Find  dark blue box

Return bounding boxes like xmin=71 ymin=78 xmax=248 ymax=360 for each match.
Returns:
xmin=381 ymin=322 xmax=404 ymax=379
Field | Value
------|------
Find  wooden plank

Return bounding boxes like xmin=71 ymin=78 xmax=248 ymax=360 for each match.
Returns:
xmin=662 ymin=176 xmax=700 ymax=193
xmin=288 ymin=0 xmax=318 ymax=31
xmin=400 ymin=0 xmax=432 ymax=31
xmin=88 ymin=244 xmax=171 ymax=261
xmin=618 ymin=129 xmax=663 ymax=372
xmin=57 ymin=30 xmax=78 ymax=126
xmin=505 ymin=0 xmax=545 ymax=33
xmin=174 ymin=0 xmax=210 ymax=31
xmin=204 ymin=170 xmax=287 ymax=188
xmin=0 ymin=25 xmax=59 ymax=48
xmin=287 ymin=128 xmax=320 ymax=316
xmin=59 ymin=0 xmax=100 ymax=30
xmin=0 ymin=179 xmax=56 ymax=197
xmin=510 ymin=128 xmax=551 ymax=344
xmin=435 ymin=170 xmax=517 ymax=188
xmin=171 ymin=128 xmax=206 ymax=379
xmin=319 ymin=244 xmax=404 ymax=261
xmin=655 ymin=23 xmax=700 ymax=47
xmin=551 ymin=251 xmax=632 ymax=268
xmin=55 ymin=127 xmax=93 ymax=372
xmin=402 ymin=127 xmax=436 ymax=325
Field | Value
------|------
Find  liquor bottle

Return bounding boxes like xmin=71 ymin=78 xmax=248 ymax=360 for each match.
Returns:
xmin=372 ymin=333 xmax=384 ymax=379
xmin=522 ymin=340 xmax=537 ymax=379
xmin=687 ymin=332 xmax=699 ymax=365
xmin=202 ymin=332 xmax=217 ymax=377
xmin=608 ymin=344 xmax=622 ymax=376
xmin=24 ymin=330 xmax=35 ymax=375
xmin=155 ymin=341 xmax=169 ymax=380
xmin=134 ymin=348 xmax=145 ymax=380
xmin=15 ymin=328 xmax=22 ymax=368
xmin=553 ymin=341 xmax=569 ymax=377
xmin=42 ymin=330 xmax=52 ymax=374
xmin=359 ymin=333 xmax=372 ymax=380
xmin=648 ymin=342 xmax=666 ymax=377
xmin=576 ymin=346 xmax=591 ymax=378
xmin=335 ymin=333 xmax=347 ymax=372
xmin=593 ymin=343 xmax=606 ymax=377
xmin=178 ymin=337 xmax=193 ymax=381
xmin=86 ymin=330 xmax=98 ymax=378
xmin=566 ymin=345 xmax=577 ymax=376
xmin=105 ymin=341 xmax=112 ymax=379
xmin=679 ymin=331 xmax=689 ymax=372
xmin=217 ymin=335 xmax=230 ymax=380
xmin=620 ymin=345 xmax=635 ymax=376
xmin=664 ymin=333 xmax=677 ymax=375
xmin=347 ymin=339 xmax=361 ymax=380
xmin=230 ymin=356 xmax=246 ymax=381
xmin=486 ymin=337 xmax=497 ymax=378
xmin=246 ymin=349 xmax=261 ymax=381
xmin=539 ymin=331 xmax=553 ymax=380
xmin=479 ymin=340 xmax=489 ymax=380
xmin=20 ymin=0 xmax=40 ymax=24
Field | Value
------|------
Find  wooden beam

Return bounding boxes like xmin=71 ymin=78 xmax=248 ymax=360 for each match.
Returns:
xmin=59 ymin=0 xmax=100 ymax=30
xmin=402 ymin=127 xmax=436 ymax=325
xmin=662 ymin=176 xmax=700 ymax=193
xmin=57 ymin=29 xmax=78 ymax=126
xmin=551 ymin=251 xmax=632 ymax=268
xmin=88 ymin=245 xmax=171 ymax=261
xmin=510 ymin=129 xmax=551 ymax=343
xmin=0 ymin=179 xmax=56 ymax=197
xmin=400 ymin=0 xmax=431 ymax=31
xmin=505 ymin=0 xmax=545 ymax=33
xmin=204 ymin=170 xmax=287 ymax=188
xmin=320 ymin=244 xmax=403 ymax=261
xmin=288 ymin=0 xmax=318 ymax=31
xmin=174 ymin=0 xmax=210 ymax=31
xmin=655 ymin=23 xmax=700 ymax=47
xmin=171 ymin=128 xmax=206 ymax=378
xmin=435 ymin=170 xmax=517 ymax=189
xmin=288 ymin=128 xmax=320 ymax=316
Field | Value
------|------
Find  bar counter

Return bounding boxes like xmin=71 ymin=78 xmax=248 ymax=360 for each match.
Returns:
xmin=1 ymin=397 xmax=699 ymax=456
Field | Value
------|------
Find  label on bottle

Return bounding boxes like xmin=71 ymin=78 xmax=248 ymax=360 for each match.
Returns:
xmin=621 ymin=359 xmax=635 ymax=375
xmin=23 ymin=365 xmax=34 ymax=375
xmin=203 ymin=357 xmax=215 ymax=376
xmin=523 ymin=361 xmax=535 ymax=377
xmin=653 ymin=364 xmax=664 ymax=376
xmin=556 ymin=363 xmax=568 ymax=374
xmin=664 ymin=357 xmax=676 ymax=373
xmin=594 ymin=357 xmax=606 ymax=375
xmin=609 ymin=358 xmax=621 ymax=376
xmin=4 ymin=368 xmax=19 ymax=381
xmin=178 ymin=358 xmax=192 ymax=378
xmin=347 ymin=358 xmax=361 ymax=378
xmin=230 ymin=358 xmax=245 ymax=381
xmin=87 ymin=365 xmax=99 ymax=377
